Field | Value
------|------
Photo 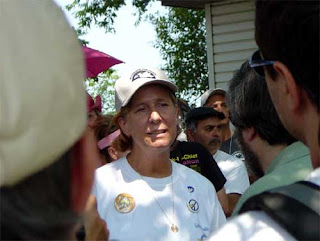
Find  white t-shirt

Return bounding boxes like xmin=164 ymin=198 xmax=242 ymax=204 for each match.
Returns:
xmin=213 ymin=150 xmax=250 ymax=194
xmin=207 ymin=167 xmax=320 ymax=241
xmin=93 ymin=157 xmax=226 ymax=241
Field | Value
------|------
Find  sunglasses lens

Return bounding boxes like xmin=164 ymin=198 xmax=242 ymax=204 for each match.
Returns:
xmin=254 ymin=66 xmax=265 ymax=77
xmin=252 ymin=50 xmax=261 ymax=62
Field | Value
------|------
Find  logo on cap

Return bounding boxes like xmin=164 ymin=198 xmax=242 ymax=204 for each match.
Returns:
xmin=114 ymin=193 xmax=135 ymax=213
xmin=131 ymin=69 xmax=156 ymax=81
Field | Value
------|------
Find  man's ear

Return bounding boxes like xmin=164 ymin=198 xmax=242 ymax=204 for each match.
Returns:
xmin=118 ymin=116 xmax=130 ymax=137
xmin=70 ymin=129 xmax=99 ymax=213
xmin=273 ymin=61 xmax=302 ymax=112
xmin=241 ymin=127 xmax=257 ymax=143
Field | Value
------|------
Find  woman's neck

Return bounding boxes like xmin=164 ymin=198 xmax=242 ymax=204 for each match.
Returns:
xmin=127 ymin=148 xmax=172 ymax=178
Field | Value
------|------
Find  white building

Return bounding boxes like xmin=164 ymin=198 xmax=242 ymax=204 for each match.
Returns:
xmin=160 ymin=0 xmax=257 ymax=90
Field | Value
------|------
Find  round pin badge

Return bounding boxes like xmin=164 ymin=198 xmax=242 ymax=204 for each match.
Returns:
xmin=187 ymin=199 xmax=199 ymax=213
xmin=114 ymin=193 xmax=135 ymax=213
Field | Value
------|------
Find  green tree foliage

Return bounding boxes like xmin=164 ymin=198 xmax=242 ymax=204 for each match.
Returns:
xmin=65 ymin=0 xmax=153 ymax=33
xmin=150 ymin=8 xmax=208 ymax=101
xmin=67 ymin=0 xmax=208 ymax=105
xmin=86 ymin=69 xmax=119 ymax=114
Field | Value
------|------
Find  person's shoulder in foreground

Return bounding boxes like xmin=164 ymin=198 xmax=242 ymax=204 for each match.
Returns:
xmin=232 ymin=141 xmax=313 ymax=215
xmin=207 ymin=167 xmax=320 ymax=241
xmin=207 ymin=211 xmax=295 ymax=241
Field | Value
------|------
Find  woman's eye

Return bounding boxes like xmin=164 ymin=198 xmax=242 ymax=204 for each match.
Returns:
xmin=159 ymin=102 xmax=169 ymax=107
xmin=136 ymin=107 xmax=146 ymax=112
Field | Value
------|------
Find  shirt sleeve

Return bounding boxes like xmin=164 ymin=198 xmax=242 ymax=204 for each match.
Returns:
xmin=224 ymin=160 xmax=250 ymax=195
xmin=199 ymin=143 xmax=227 ymax=192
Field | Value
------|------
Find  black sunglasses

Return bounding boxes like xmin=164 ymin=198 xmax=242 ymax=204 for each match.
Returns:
xmin=249 ymin=50 xmax=276 ymax=77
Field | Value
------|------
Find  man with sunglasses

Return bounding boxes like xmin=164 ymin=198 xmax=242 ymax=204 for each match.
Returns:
xmin=227 ymin=61 xmax=312 ymax=216
xmin=208 ymin=1 xmax=319 ymax=240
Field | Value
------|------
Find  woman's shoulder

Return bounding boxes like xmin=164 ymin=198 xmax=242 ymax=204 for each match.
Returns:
xmin=173 ymin=161 xmax=213 ymax=187
xmin=95 ymin=157 xmax=127 ymax=178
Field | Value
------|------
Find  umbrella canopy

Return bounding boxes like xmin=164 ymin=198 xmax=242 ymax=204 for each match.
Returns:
xmin=82 ymin=46 xmax=123 ymax=78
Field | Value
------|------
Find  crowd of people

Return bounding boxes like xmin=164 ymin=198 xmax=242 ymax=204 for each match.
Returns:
xmin=0 ymin=0 xmax=318 ymax=241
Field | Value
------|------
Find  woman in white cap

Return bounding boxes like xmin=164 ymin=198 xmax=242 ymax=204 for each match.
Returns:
xmin=93 ymin=67 xmax=226 ymax=240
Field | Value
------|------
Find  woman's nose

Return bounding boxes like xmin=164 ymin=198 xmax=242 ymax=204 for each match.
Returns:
xmin=149 ymin=110 xmax=161 ymax=123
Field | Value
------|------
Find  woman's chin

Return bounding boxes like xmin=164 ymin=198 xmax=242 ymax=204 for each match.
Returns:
xmin=145 ymin=139 xmax=172 ymax=149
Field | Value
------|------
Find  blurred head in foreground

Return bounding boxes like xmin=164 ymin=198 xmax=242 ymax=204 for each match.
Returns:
xmin=0 ymin=1 xmax=99 ymax=239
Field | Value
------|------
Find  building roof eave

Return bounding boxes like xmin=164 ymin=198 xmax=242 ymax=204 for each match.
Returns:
xmin=160 ymin=0 xmax=216 ymax=9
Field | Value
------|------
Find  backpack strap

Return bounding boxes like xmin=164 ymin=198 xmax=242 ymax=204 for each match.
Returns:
xmin=239 ymin=181 xmax=320 ymax=240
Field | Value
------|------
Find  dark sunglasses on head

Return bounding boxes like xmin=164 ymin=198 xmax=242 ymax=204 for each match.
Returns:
xmin=249 ymin=50 xmax=276 ymax=77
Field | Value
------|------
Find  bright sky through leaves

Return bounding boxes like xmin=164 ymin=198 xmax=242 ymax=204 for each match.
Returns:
xmin=54 ymin=0 xmax=164 ymax=75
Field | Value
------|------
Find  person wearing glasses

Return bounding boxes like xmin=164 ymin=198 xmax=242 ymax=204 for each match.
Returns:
xmin=226 ymin=61 xmax=312 ymax=216
xmin=92 ymin=67 xmax=226 ymax=241
xmin=208 ymin=1 xmax=319 ymax=240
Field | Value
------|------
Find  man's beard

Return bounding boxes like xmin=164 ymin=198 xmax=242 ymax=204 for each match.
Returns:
xmin=235 ymin=129 xmax=264 ymax=178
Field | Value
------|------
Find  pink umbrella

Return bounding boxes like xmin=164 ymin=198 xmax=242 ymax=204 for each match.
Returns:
xmin=82 ymin=46 xmax=123 ymax=78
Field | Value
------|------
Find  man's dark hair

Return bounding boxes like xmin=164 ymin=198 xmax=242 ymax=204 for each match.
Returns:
xmin=227 ymin=61 xmax=296 ymax=146
xmin=255 ymin=0 xmax=319 ymax=110
xmin=0 ymin=150 xmax=79 ymax=240
xmin=185 ymin=107 xmax=225 ymax=134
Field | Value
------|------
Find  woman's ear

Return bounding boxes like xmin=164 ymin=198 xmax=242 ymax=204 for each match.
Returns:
xmin=118 ymin=116 xmax=130 ymax=137
xmin=108 ymin=147 xmax=118 ymax=161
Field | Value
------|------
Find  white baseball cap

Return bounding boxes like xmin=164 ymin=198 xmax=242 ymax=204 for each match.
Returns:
xmin=115 ymin=67 xmax=178 ymax=111
xmin=200 ymin=88 xmax=226 ymax=107
xmin=0 ymin=1 xmax=87 ymax=186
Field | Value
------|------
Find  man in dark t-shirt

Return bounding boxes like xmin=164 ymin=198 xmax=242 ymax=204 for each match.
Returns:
xmin=171 ymin=140 xmax=229 ymax=216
